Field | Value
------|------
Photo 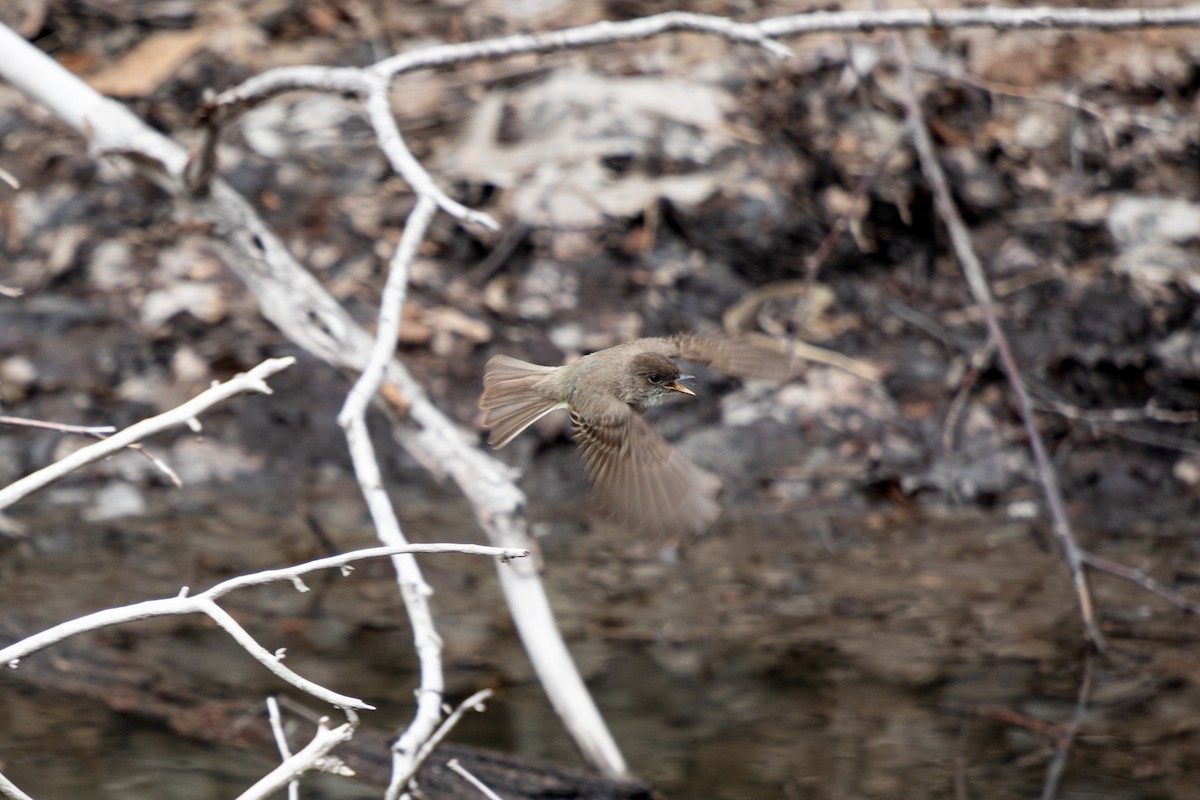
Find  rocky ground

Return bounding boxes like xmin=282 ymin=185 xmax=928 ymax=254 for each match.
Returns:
xmin=2 ymin=1 xmax=1200 ymax=798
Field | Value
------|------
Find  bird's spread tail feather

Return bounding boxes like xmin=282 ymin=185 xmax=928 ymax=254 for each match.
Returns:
xmin=479 ymin=355 xmax=565 ymax=448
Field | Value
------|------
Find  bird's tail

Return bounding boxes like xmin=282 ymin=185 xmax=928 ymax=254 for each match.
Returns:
xmin=479 ymin=355 xmax=565 ymax=448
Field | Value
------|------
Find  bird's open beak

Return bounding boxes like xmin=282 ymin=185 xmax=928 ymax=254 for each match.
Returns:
xmin=664 ymin=375 xmax=696 ymax=396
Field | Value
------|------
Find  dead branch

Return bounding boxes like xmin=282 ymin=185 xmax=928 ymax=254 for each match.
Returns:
xmin=0 ymin=22 xmax=628 ymax=780
xmin=0 ymin=357 xmax=295 ymax=511
xmin=201 ymin=6 xmax=1200 ymax=131
xmin=336 ymin=195 xmax=451 ymax=799
xmin=1082 ymin=551 xmax=1200 ymax=616
xmin=887 ymin=31 xmax=1106 ymax=650
xmin=0 ymin=772 xmax=34 ymax=800
xmin=235 ymin=718 xmax=357 ymax=800
xmin=0 ymin=543 xmax=526 ymax=711
xmin=1040 ymin=653 xmax=1095 ymax=800
xmin=265 ymin=697 xmax=301 ymax=800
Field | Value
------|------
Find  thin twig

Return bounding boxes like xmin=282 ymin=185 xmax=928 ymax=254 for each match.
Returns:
xmin=265 ymin=697 xmax=300 ymax=800
xmin=0 ymin=166 xmax=19 ymax=190
xmin=1081 ymin=551 xmax=1200 ymax=616
xmin=0 ymin=415 xmax=183 ymax=488
xmin=184 ymin=98 xmax=221 ymax=196
xmin=1084 ymin=425 xmax=1200 ymax=456
xmin=804 ymin=133 xmax=907 ymax=284
xmin=943 ymin=339 xmax=997 ymax=455
xmin=888 ymin=30 xmax=1105 ymax=650
xmin=968 ymin=705 xmax=1062 ymax=739
xmin=914 ymin=60 xmax=1176 ymax=140
xmin=759 ymin=6 xmax=1200 ymax=37
xmin=407 ymin=689 xmax=495 ymax=781
xmin=0 ymin=416 xmax=117 ymax=435
xmin=211 ymin=5 xmax=1200 ymax=111
xmin=233 ymin=718 xmax=357 ymax=800
xmin=447 ymin=759 xmax=506 ymax=800
xmin=0 ymin=357 xmax=296 ymax=511
xmin=953 ymin=720 xmax=971 ymax=800
xmin=468 ymin=222 xmax=530 ymax=283
xmin=1040 ymin=652 xmax=1095 ymax=800
xmin=1032 ymin=394 xmax=1200 ymax=454
xmin=363 ymin=82 xmax=497 ymax=231
xmin=1034 ymin=398 xmax=1199 ymax=425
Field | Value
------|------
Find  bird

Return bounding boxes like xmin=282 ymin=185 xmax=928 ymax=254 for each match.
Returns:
xmin=478 ymin=335 xmax=798 ymax=538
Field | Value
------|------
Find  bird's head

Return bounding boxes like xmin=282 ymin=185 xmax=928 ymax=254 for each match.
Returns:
xmin=626 ymin=352 xmax=695 ymax=410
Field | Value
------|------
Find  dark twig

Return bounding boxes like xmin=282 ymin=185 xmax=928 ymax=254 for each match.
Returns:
xmin=953 ymin=721 xmax=971 ymax=800
xmin=888 ymin=31 xmax=1105 ymax=650
xmin=1034 ymin=398 xmax=1199 ymax=426
xmin=1031 ymin=395 xmax=1200 ymax=455
xmin=804 ymin=133 xmax=908 ymax=286
xmin=184 ymin=94 xmax=221 ymax=196
xmin=1081 ymin=551 xmax=1200 ymax=616
xmin=468 ymin=222 xmax=531 ymax=283
xmin=913 ymin=60 xmax=1175 ymax=143
xmin=942 ymin=339 xmax=997 ymax=456
xmin=1040 ymin=652 xmax=1095 ymax=800
xmin=967 ymin=705 xmax=1062 ymax=739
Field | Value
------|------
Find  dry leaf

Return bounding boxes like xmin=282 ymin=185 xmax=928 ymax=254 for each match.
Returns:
xmin=86 ymin=28 xmax=211 ymax=97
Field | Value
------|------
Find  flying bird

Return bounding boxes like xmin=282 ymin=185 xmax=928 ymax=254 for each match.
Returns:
xmin=478 ymin=335 xmax=796 ymax=538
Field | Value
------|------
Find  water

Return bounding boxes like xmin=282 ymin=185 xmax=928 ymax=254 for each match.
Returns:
xmin=2 ymin=480 xmax=1197 ymax=798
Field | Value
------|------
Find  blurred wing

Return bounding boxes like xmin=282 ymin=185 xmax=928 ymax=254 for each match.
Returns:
xmin=638 ymin=334 xmax=802 ymax=380
xmin=572 ymin=399 xmax=721 ymax=538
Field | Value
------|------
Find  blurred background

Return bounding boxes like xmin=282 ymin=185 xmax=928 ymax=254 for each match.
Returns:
xmin=2 ymin=1 xmax=1200 ymax=797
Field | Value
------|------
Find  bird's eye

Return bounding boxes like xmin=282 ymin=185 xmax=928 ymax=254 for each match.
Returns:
xmin=648 ymin=375 xmax=664 ymax=385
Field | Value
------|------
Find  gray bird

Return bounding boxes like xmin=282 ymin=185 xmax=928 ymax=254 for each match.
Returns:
xmin=478 ymin=335 xmax=796 ymax=537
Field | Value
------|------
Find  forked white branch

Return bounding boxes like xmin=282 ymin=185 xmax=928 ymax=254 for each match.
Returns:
xmin=336 ymin=194 xmax=453 ymax=800
xmin=0 ymin=357 xmax=296 ymax=511
xmin=234 ymin=717 xmax=357 ymax=800
xmin=408 ymin=689 xmax=495 ymax=782
xmin=265 ymin=696 xmax=301 ymax=800
xmin=0 ymin=543 xmax=528 ymax=711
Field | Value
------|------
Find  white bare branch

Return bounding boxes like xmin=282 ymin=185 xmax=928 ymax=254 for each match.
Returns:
xmin=336 ymin=193 xmax=452 ymax=798
xmin=0 ymin=357 xmax=296 ymax=511
xmin=408 ymin=689 xmax=495 ymax=784
xmin=0 ymin=771 xmax=34 ymax=800
xmin=362 ymin=84 xmax=496 ymax=230
xmin=447 ymin=758 xmax=506 ymax=800
xmin=758 ymin=5 xmax=1200 ymax=37
xmin=0 ymin=543 xmax=528 ymax=711
xmin=7 ymin=24 xmax=629 ymax=776
xmin=207 ymin=5 xmax=1200 ymax=111
xmin=265 ymin=697 xmax=301 ymax=800
xmin=370 ymin=11 xmax=792 ymax=76
xmin=0 ymin=416 xmax=117 ymax=436
xmin=233 ymin=717 xmax=357 ymax=800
